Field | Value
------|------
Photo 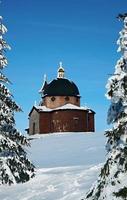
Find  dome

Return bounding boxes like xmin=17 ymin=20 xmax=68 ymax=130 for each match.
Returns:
xmin=58 ymin=67 xmax=64 ymax=73
xmin=43 ymin=78 xmax=80 ymax=97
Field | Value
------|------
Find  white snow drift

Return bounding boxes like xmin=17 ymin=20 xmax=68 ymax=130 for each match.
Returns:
xmin=0 ymin=132 xmax=105 ymax=200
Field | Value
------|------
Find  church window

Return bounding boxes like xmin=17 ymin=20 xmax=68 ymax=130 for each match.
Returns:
xmin=51 ymin=96 xmax=56 ymax=101
xmin=76 ymin=97 xmax=79 ymax=102
xmin=65 ymin=96 xmax=69 ymax=101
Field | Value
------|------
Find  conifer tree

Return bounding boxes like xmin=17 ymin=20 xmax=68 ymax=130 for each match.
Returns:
xmin=83 ymin=13 xmax=127 ymax=200
xmin=0 ymin=16 xmax=35 ymax=185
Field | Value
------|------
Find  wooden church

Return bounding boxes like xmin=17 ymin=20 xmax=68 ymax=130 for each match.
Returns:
xmin=28 ymin=63 xmax=95 ymax=134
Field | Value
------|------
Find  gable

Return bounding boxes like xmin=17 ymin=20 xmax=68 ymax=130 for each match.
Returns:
xmin=29 ymin=106 xmax=39 ymax=117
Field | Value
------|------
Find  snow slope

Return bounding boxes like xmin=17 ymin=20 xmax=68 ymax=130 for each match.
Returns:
xmin=0 ymin=132 xmax=106 ymax=200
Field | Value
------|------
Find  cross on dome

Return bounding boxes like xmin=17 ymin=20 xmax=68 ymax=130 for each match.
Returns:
xmin=59 ymin=61 xmax=63 ymax=68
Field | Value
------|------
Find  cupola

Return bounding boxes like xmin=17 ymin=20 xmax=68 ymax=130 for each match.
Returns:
xmin=57 ymin=62 xmax=65 ymax=78
xmin=39 ymin=62 xmax=80 ymax=97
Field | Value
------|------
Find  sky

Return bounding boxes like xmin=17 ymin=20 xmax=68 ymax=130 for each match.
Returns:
xmin=1 ymin=0 xmax=127 ymax=133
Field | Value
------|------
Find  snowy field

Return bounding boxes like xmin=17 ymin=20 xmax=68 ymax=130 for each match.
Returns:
xmin=0 ymin=132 xmax=106 ymax=200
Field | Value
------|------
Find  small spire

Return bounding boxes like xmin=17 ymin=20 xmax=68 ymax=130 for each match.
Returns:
xmin=39 ymin=74 xmax=47 ymax=94
xmin=57 ymin=62 xmax=65 ymax=78
xmin=43 ymin=74 xmax=47 ymax=82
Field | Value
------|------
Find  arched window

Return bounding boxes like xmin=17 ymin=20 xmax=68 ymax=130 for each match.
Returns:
xmin=65 ymin=96 xmax=70 ymax=101
xmin=76 ymin=97 xmax=79 ymax=102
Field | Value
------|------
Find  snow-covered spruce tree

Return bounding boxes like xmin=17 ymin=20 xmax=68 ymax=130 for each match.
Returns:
xmin=0 ymin=16 xmax=35 ymax=185
xmin=83 ymin=13 xmax=127 ymax=200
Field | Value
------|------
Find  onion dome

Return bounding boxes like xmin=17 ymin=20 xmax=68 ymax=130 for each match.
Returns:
xmin=43 ymin=78 xmax=80 ymax=97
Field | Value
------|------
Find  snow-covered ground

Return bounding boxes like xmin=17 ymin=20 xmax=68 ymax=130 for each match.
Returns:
xmin=0 ymin=132 xmax=106 ymax=200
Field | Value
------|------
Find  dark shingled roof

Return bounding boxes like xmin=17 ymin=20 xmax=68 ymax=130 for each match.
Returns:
xmin=43 ymin=78 xmax=80 ymax=97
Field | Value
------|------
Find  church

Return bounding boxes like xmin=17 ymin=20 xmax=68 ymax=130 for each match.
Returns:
xmin=28 ymin=63 xmax=95 ymax=134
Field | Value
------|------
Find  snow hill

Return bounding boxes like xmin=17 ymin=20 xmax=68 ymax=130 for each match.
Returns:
xmin=0 ymin=132 xmax=106 ymax=200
